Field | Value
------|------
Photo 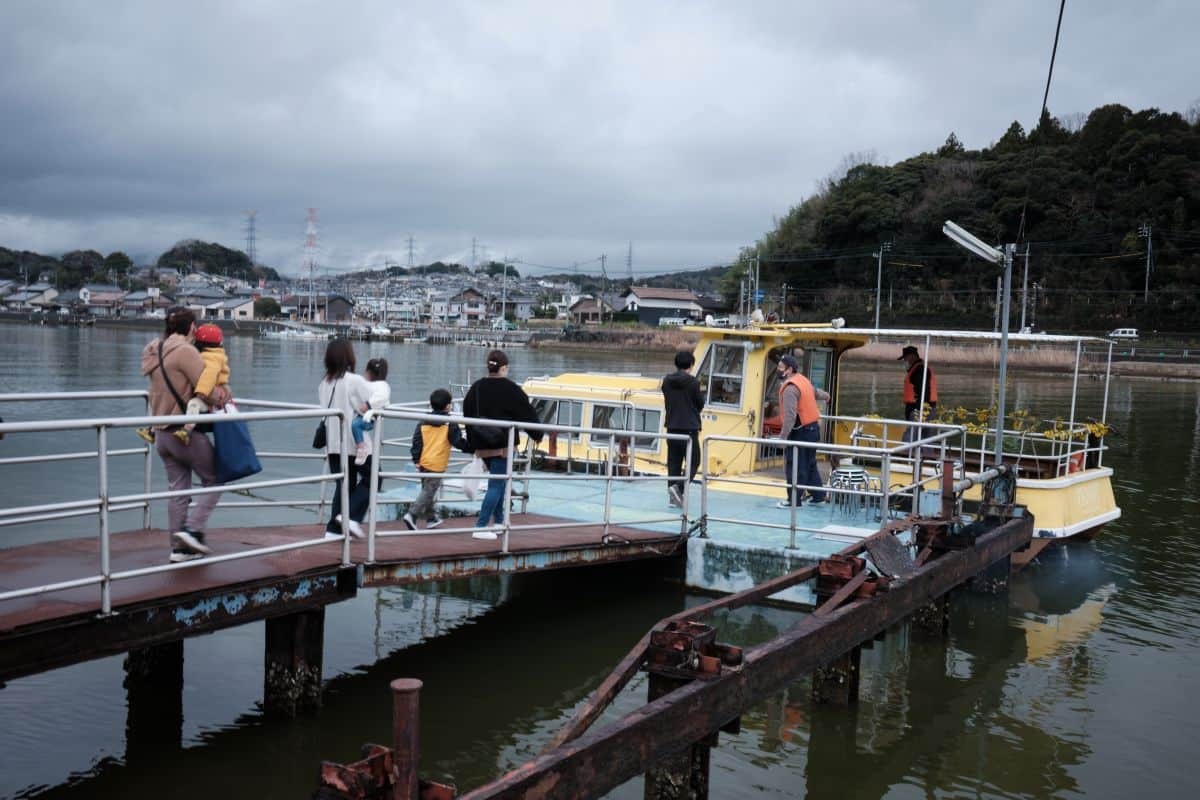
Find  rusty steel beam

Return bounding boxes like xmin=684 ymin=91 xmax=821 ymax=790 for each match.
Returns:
xmin=543 ymin=559 xmax=825 ymax=752
xmin=0 ymin=566 xmax=357 ymax=683
xmin=361 ymin=539 xmax=680 ymax=589
xmin=459 ymin=513 xmax=1031 ymax=800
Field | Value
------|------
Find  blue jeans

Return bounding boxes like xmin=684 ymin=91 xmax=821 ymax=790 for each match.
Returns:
xmin=476 ymin=455 xmax=509 ymax=527
xmin=351 ymin=415 xmax=373 ymax=445
xmin=784 ymin=422 xmax=825 ymax=504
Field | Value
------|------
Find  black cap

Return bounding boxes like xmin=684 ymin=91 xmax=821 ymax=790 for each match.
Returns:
xmin=897 ymin=345 xmax=919 ymax=361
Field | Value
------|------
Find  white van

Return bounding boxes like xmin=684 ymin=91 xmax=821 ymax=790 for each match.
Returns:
xmin=657 ymin=316 xmax=688 ymax=327
xmin=1108 ymin=327 xmax=1138 ymax=340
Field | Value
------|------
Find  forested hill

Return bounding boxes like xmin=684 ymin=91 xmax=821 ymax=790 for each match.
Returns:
xmin=732 ymin=104 xmax=1200 ymax=331
xmin=0 ymin=240 xmax=280 ymax=288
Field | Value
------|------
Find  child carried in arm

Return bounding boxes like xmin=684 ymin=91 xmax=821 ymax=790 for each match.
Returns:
xmin=135 ymin=323 xmax=230 ymax=445
xmin=403 ymin=388 xmax=470 ymax=530
xmin=352 ymin=358 xmax=391 ymax=466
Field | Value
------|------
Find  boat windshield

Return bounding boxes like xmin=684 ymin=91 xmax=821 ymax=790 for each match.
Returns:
xmin=696 ymin=342 xmax=746 ymax=408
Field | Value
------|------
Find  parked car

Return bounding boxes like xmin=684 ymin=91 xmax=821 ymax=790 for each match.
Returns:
xmin=657 ymin=316 xmax=688 ymax=327
xmin=1108 ymin=327 xmax=1139 ymax=340
xmin=491 ymin=318 xmax=517 ymax=331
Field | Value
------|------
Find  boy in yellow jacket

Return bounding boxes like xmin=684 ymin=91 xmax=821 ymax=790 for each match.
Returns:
xmin=177 ymin=323 xmax=231 ymax=443
xmin=403 ymin=388 xmax=469 ymax=529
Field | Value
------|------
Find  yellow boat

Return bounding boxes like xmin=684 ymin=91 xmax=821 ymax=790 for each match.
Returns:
xmin=523 ymin=321 xmax=1120 ymax=562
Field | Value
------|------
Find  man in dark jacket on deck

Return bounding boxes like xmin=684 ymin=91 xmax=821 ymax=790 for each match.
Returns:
xmin=661 ymin=350 xmax=704 ymax=507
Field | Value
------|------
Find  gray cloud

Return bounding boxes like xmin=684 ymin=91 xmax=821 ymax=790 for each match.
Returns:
xmin=1 ymin=1 xmax=1195 ymax=275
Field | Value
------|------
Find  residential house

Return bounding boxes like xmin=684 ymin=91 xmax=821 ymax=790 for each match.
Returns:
xmin=618 ymin=286 xmax=703 ymax=326
xmin=208 ymin=297 xmax=255 ymax=321
xmin=492 ymin=292 xmax=535 ymax=322
xmin=568 ymin=295 xmax=612 ymax=325
xmin=291 ymin=293 xmax=354 ymax=323
xmin=452 ymin=288 xmax=488 ymax=325
xmin=178 ymin=286 xmax=230 ymax=318
xmin=79 ymin=284 xmax=127 ymax=317
xmin=122 ymin=289 xmax=174 ymax=316
xmin=4 ymin=283 xmax=58 ymax=310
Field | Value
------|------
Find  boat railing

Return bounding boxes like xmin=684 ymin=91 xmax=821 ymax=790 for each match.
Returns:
xmin=703 ymin=425 xmax=965 ymax=548
xmin=362 ymin=408 xmax=693 ymax=562
xmin=827 ymin=411 xmax=1105 ymax=480
xmin=0 ymin=400 xmax=356 ymax=615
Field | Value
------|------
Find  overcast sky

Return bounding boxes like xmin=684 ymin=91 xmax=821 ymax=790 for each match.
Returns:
xmin=0 ymin=1 xmax=1195 ymax=277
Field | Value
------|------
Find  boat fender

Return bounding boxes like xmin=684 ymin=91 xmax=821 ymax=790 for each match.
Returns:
xmin=1068 ymin=452 xmax=1084 ymax=473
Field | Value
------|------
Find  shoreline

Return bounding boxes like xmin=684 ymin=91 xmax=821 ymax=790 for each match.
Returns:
xmin=6 ymin=315 xmax=1197 ymax=380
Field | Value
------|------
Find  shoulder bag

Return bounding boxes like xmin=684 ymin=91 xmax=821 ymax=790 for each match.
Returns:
xmin=159 ymin=339 xmax=212 ymax=433
xmin=211 ymin=401 xmax=263 ymax=483
xmin=312 ymin=379 xmax=338 ymax=449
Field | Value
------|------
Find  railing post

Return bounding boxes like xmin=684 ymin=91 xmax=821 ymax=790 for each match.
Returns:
xmin=390 ymin=678 xmax=423 ymax=800
xmin=142 ymin=396 xmax=153 ymax=529
xmin=788 ymin=439 xmax=798 ymax=549
xmin=697 ymin=437 xmax=708 ymax=538
xmin=98 ymin=425 xmax=112 ymax=615
xmin=339 ymin=412 xmax=351 ymax=567
xmin=368 ymin=414 xmax=383 ymax=564
xmin=880 ymin=452 xmax=891 ymax=524
xmin=501 ymin=424 xmax=514 ymax=554
xmin=602 ymin=430 xmax=615 ymax=537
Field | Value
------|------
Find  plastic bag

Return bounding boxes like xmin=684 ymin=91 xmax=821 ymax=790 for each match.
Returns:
xmin=453 ymin=457 xmax=487 ymax=500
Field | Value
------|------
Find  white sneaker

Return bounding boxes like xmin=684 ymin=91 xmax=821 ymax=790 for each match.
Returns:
xmin=667 ymin=485 xmax=684 ymax=507
xmin=471 ymin=528 xmax=498 ymax=540
xmin=775 ymin=500 xmax=800 ymax=509
xmin=335 ymin=514 xmax=365 ymax=539
xmin=402 ymin=512 xmax=417 ymax=530
xmin=354 ymin=443 xmax=368 ymax=466
xmin=426 ymin=516 xmax=444 ymax=529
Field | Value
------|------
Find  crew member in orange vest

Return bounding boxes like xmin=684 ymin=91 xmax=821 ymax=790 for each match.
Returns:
xmin=898 ymin=345 xmax=937 ymax=422
xmin=775 ymin=354 xmax=830 ymax=508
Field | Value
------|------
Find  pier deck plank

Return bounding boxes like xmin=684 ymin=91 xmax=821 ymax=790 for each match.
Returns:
xmin=0 ymin=514 xmax=677 ymax=635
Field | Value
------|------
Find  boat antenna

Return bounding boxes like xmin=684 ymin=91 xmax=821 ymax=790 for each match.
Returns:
xmin=1015 ymin=0 xmax=1067 ymax=245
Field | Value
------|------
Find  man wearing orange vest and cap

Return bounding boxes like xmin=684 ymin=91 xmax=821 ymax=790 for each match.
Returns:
xmin=775 ymin=354 xmax=830 ymax=508
xmin=898 ymin=345 xmax=937 ymax=440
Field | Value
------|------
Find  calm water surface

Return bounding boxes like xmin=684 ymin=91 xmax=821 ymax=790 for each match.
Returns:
xmin=0 ymin=325 xmax=1197 ymax=798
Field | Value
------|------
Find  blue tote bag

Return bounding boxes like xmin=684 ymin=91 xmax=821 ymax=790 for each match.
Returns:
xmin=211 ymin=403 xmax=263 ymax=484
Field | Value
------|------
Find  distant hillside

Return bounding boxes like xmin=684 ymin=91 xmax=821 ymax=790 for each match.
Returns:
xmin=157 ymin=240 xmax=280 ymax=283
xmin=0 ymin=239 xmax=280 ymax=289
xmin=729 ymin=103 xmax=1200 ymax=331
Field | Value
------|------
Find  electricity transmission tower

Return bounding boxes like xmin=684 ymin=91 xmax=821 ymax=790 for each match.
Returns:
xmin=244 ymin=211 xmax=257 ymax=282
xmin=303 ymin=208 xmax=319 ymax=321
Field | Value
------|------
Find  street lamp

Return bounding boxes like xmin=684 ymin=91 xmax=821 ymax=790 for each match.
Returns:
xmin=942 ymin=220 xmax=1013 ymax=466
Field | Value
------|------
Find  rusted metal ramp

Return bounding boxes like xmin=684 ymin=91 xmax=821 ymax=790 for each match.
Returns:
xmin=0 ymin=515 xmax=679 ymax=684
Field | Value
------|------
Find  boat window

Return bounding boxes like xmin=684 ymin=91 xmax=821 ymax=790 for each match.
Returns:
xmin=590 ymin=403 xmax=627 ymax=445
xmin=697 ymin=343 xmax=744 ymax=407
xmin=532 ymin=398 xmax=583 ymax=440
xmin=806 ymin=349 xmax=832 ymax=394
xmin=631 ymin=407 xmax=662 ymax=450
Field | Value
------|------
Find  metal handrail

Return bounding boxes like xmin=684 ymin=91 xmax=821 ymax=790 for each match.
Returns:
xmin=363 ymin=408 xmax=692 ymax=560
xmin=703 ymin=426 xmax=963 ymax=548
xmin=0 ymin=405 xmax=353 ymax=614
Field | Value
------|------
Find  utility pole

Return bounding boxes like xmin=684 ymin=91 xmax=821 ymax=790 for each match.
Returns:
xmin=872 ymin=242 xmax=892 ymax=329
xmin=1138 ymin=223 xmax=1153 ymax=302
xmin=1019 ymin=244 xmax=1031 ymax=332
xmin=779 ymin=282 xmax=787 ymax=322
xmin=626 ymin=241 xmax=633 ymax=286
xmin=599 ymin=254 xmax=608 ymax=324
xmin=501 ymin=256 xmax=509 ymax=325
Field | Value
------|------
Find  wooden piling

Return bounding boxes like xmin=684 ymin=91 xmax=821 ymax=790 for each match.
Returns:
xmin=644 ymin=672 xmax=711 ymax=800
xmin=123 ymin=640 xmax=183 ymax=761
xmin=264 ymin=608 xmax=325 ymax=717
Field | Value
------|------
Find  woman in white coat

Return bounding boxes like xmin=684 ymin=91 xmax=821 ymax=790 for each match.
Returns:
xmin=318 ymin=338 xmax=372 ymax=536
